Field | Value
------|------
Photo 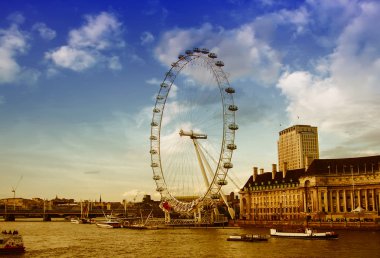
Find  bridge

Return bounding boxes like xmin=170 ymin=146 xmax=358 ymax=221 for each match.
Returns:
xmin=0 ymin=207 xmax=156 ymax=221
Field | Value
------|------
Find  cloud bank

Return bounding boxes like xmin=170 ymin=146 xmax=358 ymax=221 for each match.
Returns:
xmin=0 ymin=23 xmax=40 ymax=84
xmin=45 ymin=12 xmax=125 ymax=72
xmin=277 ymin=0 xmax=380 ymax=157
xmin=154 ymin=23 xmax=282 ymax=85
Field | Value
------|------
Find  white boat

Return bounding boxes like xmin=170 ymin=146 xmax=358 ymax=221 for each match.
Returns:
xmin=227 ymin=234 xmax=269 ymax=242
xmin=96 ymin=220 xmax=122 ymax=228
xmin=96 ymin=212 xmax=122 ymax=228
xmin=71 ymin=217 xmax=81 ymax=224
xmin=0 ymin=230 xmax=25 ymax=254
xmin=71 ymin=217 xmax=92 ymax=224
xmin=270 ymin=228 xmax=338 ymax=239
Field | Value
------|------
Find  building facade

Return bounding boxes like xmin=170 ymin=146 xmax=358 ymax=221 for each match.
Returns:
xmin=239 ymin=156 xmax=380 ymax=222
xmin=278 ymin=125 xmax=319 ymax=171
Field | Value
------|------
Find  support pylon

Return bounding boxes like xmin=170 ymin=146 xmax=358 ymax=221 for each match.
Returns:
xmin=164 ymin=210 xmax=171 ymax=223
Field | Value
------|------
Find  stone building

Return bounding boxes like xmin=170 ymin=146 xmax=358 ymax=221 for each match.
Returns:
xmin=240 ymin=156 xmax=380 ymax=222
xmin=278 ymin=125 xmax=319 ymax=171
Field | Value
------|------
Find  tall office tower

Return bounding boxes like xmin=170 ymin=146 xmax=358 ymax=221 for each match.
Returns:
xmin=278 ymin=125 xmax=319 ymax=171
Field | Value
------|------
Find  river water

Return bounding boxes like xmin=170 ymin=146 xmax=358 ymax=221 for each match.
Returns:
xmin=1 ymin=220 xmax=380 ymax=258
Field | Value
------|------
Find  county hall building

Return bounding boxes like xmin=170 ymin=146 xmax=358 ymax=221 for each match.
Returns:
xmin=239 ymin=125 xmax=380 ymax=222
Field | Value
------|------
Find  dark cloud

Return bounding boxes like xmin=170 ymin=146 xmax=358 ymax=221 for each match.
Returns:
xmin=322 ymin=129 xmax=380 ymax=159
xmin=84 ymin=170 xmax=100 ymax=175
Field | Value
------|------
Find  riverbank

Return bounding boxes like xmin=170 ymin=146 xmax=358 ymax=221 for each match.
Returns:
xmin=234 ymin=219 xmax=380 ymax=231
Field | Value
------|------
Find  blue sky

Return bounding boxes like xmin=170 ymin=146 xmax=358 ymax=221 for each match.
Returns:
xmin=1 ymin=0 xmax=380 ymax=202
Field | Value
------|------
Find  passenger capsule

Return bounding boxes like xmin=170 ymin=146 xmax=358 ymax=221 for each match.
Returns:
xmin=156 ymin=95 xmax=164 ymax=100
xmin=153 ymin=175 xmax=161 ymax=180
xmin=208 ymin=53 xmax=217 ymax=58
xmin=165 ymin=72 xmax=173 ymax=77
xmin=150 ymin=135 xmax=157 ymax=140
xmin=211 ymin=194 xmax=220 ymax=199
xmin=223 ymin=162 xmax=233 ymax=169
xmin=228 ymin=123 xmax=239 ymax=130
xmin=151 ymin=163 xmax=159 ymax=168
xmin=201 ymin=48 xmax=209 ymax=54
xmin=171 ymin=62 xmax=178 ymax=67
xmin=185 ymin=50 xmax=193 ymax=55
xmin=178 ymin=54 xmax=185 ymax=59
xmin=228 ymin=105 xmax=238 ymax=111
xmin=156 ymin=187 xmax=164 ymax=192
xmin=151 ymin=122 xmax=158 ymax=127
xmin=153 ymin=108 xmax=160 ymax=113
xmin=193 ymin=47 xmax=201 ymax=52
xmin=215 ymin=61 xmax=224 ymax=67
xmin=227 ymin=144 xmax=237 ymax=150
xmin=150 ymin=149 xmax=157 ymax=154
xmin=217 ymin=179 xmax=228 ymax=186
xmin=225 ymin=87 xmax=235 ymax=94
xmin=161 ymin=82 xmax=169 ymax=88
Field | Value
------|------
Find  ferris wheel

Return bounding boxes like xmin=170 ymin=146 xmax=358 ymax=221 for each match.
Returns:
xmin=150 ymin=47 xmax=238 ymax=219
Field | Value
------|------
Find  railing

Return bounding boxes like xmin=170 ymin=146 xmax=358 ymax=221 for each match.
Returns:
xmin=0 ymin=208 xmax=141 ymax=217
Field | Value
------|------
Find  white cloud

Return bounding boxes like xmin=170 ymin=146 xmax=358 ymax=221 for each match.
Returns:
xmin=45 ymin=46 xmax=96 ymax=71
xmin=108 ymin=56 xmax=122 ymax=70
xmin=7 ymin=12 xmax=25 ymax=24
xmin=0 ymin=24 xmax=31 ymax=84
xmin=259 ymin=0 xmax=275 ymax=6
xmin=46 ymin=67 xmax=58 ymax=78
xmin=146 ymin=77 xmax=161 ymax=85
xmin=278 ymin=6 xmax=309 ymax=34
xmin=135 ymin=106 xmax=153 ymax=129
xmin=19 ymin=68 xmax=41 ymax=85
xmin=277 ymin=1 xmax=380 ymax=156
xmin=252 ymin=5 xmax=311 ymax=44
xmin=68 ymin=12 xmax=124 ymax=50
xmin=45 ymin=12 xmax=124 ymax=72
xmin=155 ymin=23 xmax=282 ymax=85
xmin=277 ymin=71 xmax=346 ymax=131
xmin=122 ymin=189 xmax=145 ymax=201
xmin=129 ymin=54 xmax=145 ymax=65
xmin=32 ymin=22 xmax=56 ymax=40
xmin=140 ymin=31 xmax=154 ymax=45
xmin=0 ymin=51 xmax=21 ymax=84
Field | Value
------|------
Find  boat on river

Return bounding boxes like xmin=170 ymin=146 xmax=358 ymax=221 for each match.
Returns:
xmin=71 ymin=217 xmax=92 ymax=224
xmin=96 ymin=217 xmax=122 ymax=228
xmin=227 ymin=234 xmax=269 ymax=242
xmin=123 ymin=209 xmax=156 ymax=230
xmin=123 ymin=224 xmax=157 ymax=230
xmin=96 ymin=213 xmax=122 ymax=228
xmin=0 ymin=230 xmax=25 ymax=254
xmin=270 ymin=228 xmax=338 ymax=239
xmin=71 ymin=202 xmax=92 ymax=224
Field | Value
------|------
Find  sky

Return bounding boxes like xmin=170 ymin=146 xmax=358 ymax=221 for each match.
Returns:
xmin=1 ymin=0 xmax=380 ymax=202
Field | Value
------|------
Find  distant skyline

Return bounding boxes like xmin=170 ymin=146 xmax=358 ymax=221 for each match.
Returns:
xmin=1 ymin=0 xmax=380 ymax=201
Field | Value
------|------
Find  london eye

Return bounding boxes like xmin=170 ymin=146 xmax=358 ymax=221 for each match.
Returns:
xmin=150 ymin=47 xmax=238 ymax=221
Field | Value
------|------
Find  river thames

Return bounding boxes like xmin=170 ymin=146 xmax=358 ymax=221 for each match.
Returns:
xmin=1 ymin=220 xmax=380 ymax=258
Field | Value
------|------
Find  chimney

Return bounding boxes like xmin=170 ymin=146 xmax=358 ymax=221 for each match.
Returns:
xmin=253 ymin=167 xmax=258 ymax=181
xmin=260 ymin=168 xmax=264 ymax=175
xmin=282 ymin=162 xmax=288 ymax=178
xmin=272 ymin=164 xmax=277 ymax=180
